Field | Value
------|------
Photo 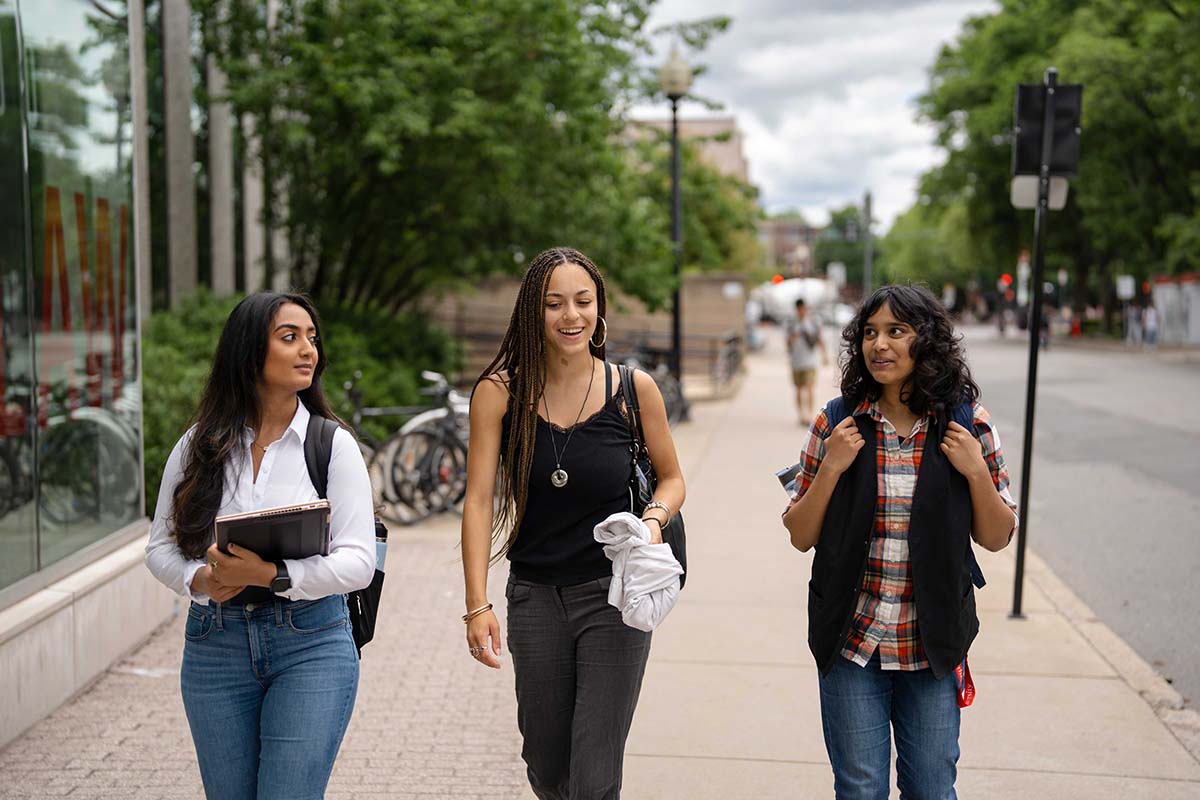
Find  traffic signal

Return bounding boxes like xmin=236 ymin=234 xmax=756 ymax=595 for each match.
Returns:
xmin=1000 ymin=273 xmax=1013 ymax=287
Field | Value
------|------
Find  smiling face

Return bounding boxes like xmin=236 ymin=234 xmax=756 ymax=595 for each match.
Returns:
xmin=260 ymin=302 xmax=319 ymax=393
xmin=542 ymin=262 xmax=599 ymax=357
xmin=862 ymin=301 xmax=916 ymax=387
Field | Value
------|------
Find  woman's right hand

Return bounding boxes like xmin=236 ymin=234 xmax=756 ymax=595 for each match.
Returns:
xmin=466 ymin=609 xmax=502 ymax=670
xmin=822 ymin=416 xmax=865 ymax=475
xmin=190 ymin=565 xmax=245 ymax=603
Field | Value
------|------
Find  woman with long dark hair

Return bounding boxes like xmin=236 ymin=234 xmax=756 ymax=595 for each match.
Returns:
xmin=783 ymin=285 xmax=1018 ymax=799
xmin=145 ymin=292 xmax=375 ymax=800
xmin=460 ymin=247 xmax=685 ymax=799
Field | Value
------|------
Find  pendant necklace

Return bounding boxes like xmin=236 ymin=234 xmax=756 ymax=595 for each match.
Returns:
xmin=542 ymin=361 xmax=596 ymax=489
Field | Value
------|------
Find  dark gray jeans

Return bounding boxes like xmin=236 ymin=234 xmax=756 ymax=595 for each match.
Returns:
xmin=506 ymin=574 xmax=652 ymax=800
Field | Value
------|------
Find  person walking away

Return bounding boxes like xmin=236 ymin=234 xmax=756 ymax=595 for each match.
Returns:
xmin=145 ymin=293 xmax=376 ymax=800
xmin=786 ymin=298 xmax=828 ymax=425
xmin=782 ymin=285 xmax=1019 ymax=800
xmin=1142 ymin=300 xmax=1160 ymax=351
xmin=460 ymin=247 xmax=686 ymax=799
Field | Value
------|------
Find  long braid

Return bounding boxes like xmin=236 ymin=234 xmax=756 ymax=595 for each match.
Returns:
xmin=476 ymin=247 xmax=607 ymax=561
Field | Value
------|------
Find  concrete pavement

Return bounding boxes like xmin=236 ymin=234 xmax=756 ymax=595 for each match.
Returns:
xmin=1 ymin=332 xmax=1198 ymax=798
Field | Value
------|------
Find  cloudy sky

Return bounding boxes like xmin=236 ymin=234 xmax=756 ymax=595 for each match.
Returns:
xmin=630 ymin=0 xmax=998 ymax=230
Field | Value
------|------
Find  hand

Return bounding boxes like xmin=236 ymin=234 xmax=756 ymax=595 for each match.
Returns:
xmin=207 ymin=542 xmax=274 ymax=590
xmin=466 ymin=610 xmax=502 ymax=669
xmin=189 ymin=564 xmax=245 ymax=603
xmin=642 ymin=517 xmax=665 ymax=544
xmin=822 ymin=416 xmax=865 ymax=474
xmin=941 ymin=421 xmax=987 ymax=479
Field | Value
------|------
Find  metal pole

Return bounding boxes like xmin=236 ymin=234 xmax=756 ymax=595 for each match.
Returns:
xmin=862 ymin=190 xmax=873 ymax=296
xmin=670 ymin=97 xmax=683 ymax=384
xmin=1012 ymin=67 xmax=1057 ymax=618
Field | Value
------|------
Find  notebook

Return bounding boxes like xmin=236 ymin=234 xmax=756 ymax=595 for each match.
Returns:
xmin=214 ymin=500 xmax=332 ymax=561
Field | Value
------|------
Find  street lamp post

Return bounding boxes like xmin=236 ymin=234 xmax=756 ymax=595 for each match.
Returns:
xmin=659 ymin=47 xmax=692 ymax=398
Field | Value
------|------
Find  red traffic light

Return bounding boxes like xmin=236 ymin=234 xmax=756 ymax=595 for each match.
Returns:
xmin=1000 ymin=273 xmax=1013 ymax=287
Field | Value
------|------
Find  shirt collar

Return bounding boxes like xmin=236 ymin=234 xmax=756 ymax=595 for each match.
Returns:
xmin=241 ymin=399 xmax=311 ymax=445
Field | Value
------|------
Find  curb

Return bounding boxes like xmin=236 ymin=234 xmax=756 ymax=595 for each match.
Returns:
xmin=1024 ymin=548 xmax=1200 ymax=762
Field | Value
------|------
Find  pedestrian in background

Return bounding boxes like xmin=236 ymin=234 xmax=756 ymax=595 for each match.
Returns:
xmin=782 ymin=285 xmax=1018 ymax=800
xmin=460 ymin=247 xmax=685 ymax=799
xmin=145 ymin=293 xmax=376 ymax=800
xmin=786 ymin=297 xmax=828 ymax=425
xmin=1143 ymin=299 xmax=1160 ymax=350
xmin=1125 ymin=302 xmax=1143 ymax=347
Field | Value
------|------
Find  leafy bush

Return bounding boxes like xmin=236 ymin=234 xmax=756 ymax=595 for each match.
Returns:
xmin=141 ymin=290 xmax=460 ymax=515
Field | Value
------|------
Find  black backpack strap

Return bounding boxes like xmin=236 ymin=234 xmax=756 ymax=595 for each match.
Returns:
xmin=304 ymin=413 xmax=339 ymax=500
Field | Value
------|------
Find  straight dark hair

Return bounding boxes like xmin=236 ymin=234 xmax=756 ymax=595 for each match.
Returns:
xmin=840 ymin=284 xmax=979 ymax=417
xmin=170 ymin=292 xmax=346 ymax=559
xmin=475 ymin=247 xmax=608 ymax=561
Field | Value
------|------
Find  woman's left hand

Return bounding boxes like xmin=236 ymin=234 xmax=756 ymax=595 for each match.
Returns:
xmin=207 ymin=542 xmax=274 ymax=588
xmin=941 ymin=421 xmax=987 ymax=480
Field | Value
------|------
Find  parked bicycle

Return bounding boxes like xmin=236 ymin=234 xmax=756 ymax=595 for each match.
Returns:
xmin=344 ymin=370 xmax=470 ymax=526
xmin=611 ymin=339 xmax=687 ymax=427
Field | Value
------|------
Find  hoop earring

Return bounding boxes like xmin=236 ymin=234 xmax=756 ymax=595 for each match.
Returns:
xmin=590 ymin=317 xmax=608 ymax=348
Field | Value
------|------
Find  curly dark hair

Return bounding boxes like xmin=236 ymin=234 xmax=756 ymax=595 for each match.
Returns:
xmin=840 ymin=284 xmax=979 ymax=417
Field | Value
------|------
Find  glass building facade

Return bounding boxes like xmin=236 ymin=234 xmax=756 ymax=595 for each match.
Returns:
xmin=0 ymin=0 xmax=142 ymax=595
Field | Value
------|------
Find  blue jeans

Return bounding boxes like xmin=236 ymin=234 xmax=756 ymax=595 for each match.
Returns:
xmin=818 ymin=653 xmax=960 ymax=800
xmin=180 ymin=595 xmax=359 ymax=800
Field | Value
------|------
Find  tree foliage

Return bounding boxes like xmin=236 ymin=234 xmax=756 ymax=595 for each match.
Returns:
xmin=902 ymin=0 xmax=1199 ymax=307
xmin=195 ymin=0 xmax=750 ymax=312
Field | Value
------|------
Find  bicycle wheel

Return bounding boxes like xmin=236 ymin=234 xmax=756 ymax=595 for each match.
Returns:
xmin=384 ymin=429 xmax=462 ymax=525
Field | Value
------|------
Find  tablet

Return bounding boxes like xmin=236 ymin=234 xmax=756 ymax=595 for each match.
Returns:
xmin=214 ymin=500 xmax=331 ymax=561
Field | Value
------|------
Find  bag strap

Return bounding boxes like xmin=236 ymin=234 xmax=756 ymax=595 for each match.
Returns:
xmin=303 ymin=413 xmax=339 ymax=500
xmin=617 ymin=364 xmax=647 ymax=454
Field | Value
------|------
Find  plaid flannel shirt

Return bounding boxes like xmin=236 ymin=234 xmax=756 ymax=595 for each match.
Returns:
xmin=788 ymin=399 xmax=1018 ymax=671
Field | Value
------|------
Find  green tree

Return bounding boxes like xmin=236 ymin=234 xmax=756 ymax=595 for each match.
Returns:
xmin=912 ymin=0 xmax=1199 ymax=316
xmin=814 ymin=203 xmax=871 ymax=288
xmin=196 ymin=0 xmax=742 ymax=312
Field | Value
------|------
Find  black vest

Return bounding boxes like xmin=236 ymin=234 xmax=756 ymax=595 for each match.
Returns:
xmin=807 ymin=412 xmax=978 ymax=679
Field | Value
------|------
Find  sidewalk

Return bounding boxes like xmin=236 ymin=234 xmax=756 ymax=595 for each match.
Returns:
xmin=2 ymin=342 xmax=1198 ymax=798
xmin=616 ymin=338 xmax=1200 ymax=798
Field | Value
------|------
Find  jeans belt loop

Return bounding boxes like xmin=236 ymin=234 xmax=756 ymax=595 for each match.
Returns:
xmin=274 ymin=599 xmax=285 ymax=627
xmin=213 ymin=601 xmax=224 ymax=631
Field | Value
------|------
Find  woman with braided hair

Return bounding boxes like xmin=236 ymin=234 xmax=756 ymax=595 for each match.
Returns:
xmin=460 ymin=247 xmax=685 ymax=799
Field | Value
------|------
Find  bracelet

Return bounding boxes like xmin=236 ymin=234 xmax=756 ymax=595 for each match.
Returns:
xmin=462 ymin=603 xmax=493 ymax=624
xmin=641 ymin=516 xmax=663 ymax=529
xmin=643 ymin=501 xmax=672 ymax=522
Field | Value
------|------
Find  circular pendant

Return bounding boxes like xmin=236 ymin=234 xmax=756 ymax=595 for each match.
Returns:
xmin=550 ymin=468 xmax=569 ymax=488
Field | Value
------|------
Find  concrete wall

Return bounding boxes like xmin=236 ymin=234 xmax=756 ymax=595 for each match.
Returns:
xmin=0 ymin=530 xmax=177 ymax=750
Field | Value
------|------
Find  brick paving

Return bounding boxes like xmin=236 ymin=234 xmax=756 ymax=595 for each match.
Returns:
xmin=0 ymin=516 xmax=530 ymax=800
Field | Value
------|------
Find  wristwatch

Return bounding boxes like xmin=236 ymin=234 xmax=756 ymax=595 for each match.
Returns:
xmin=270 ymin=561 xmax=292 ymax=594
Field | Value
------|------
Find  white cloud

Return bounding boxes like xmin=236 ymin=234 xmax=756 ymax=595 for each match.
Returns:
xmin=631 ymin=0 xmax=998 ymax=229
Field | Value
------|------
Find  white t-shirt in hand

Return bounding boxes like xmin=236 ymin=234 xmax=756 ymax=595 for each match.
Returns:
xmin=145 ymin=401 xmax=376 ymax=605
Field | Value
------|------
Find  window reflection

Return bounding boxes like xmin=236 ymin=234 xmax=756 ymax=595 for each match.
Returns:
xmin=0 ymin=0 xmax=142 ymax=585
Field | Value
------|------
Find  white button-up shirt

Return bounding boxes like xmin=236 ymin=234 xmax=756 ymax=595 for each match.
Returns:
xmin=145 ymin=401 xmax=376 ymax=604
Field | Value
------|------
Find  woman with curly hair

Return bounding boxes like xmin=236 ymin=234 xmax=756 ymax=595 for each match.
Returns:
xmin=782 ymin=285 xmax=1018 ymax=799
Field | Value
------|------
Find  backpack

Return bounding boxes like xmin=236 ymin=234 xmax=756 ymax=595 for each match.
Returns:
xmin=303 ymin=414 xmax=388 ymax=655
xmin=824 ymin=396 xmax=986 ymax=590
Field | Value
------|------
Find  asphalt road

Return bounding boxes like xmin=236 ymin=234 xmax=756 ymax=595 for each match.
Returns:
xmin=959 ymin=327 xmax=1200 ymax=708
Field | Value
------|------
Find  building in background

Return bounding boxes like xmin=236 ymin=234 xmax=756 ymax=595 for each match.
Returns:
xmin=759 ymin=216 xmax=822 ymax=277
xmin=0 ymin=0 xmax=171 ymax=751
xmin=632 ymin=115 xmax=752 ymax=184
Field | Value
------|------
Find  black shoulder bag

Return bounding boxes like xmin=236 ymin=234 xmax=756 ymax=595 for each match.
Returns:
xmin=617 ymin=364 xmax=687 ymax=589
xmin=304 ymin=414 xmax=388 ymax=656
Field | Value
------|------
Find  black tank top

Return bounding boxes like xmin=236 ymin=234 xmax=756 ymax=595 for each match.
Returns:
xmin=502 ymin=363 xmax=633 ymax=585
